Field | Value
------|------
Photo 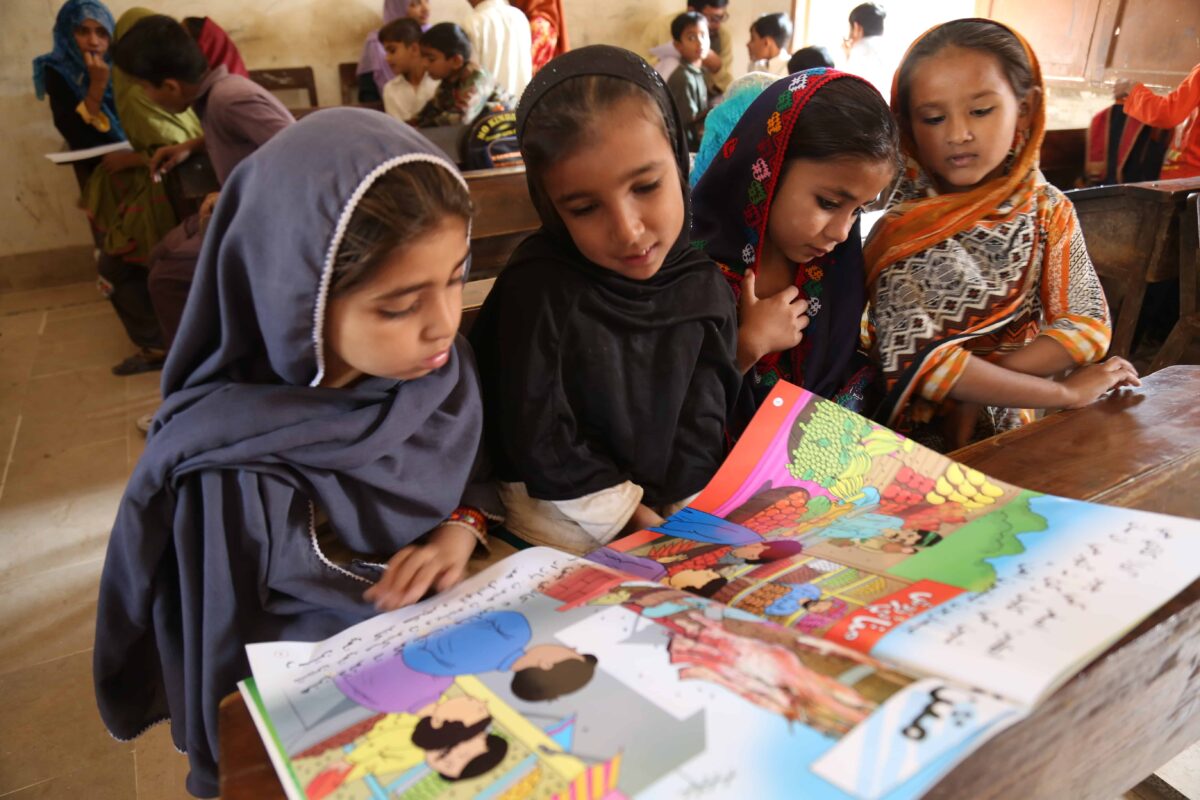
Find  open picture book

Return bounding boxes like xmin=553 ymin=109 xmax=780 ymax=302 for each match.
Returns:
xmin=240 ymin=382 xmax=1200 ymax=799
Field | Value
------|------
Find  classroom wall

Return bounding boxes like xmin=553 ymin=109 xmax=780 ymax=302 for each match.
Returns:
xmin=0 ymin=0 xmax=784 ymax=290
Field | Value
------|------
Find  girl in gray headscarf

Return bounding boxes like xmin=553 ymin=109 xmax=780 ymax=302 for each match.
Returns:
xmin=94 ymin=108 xmax=497 ymax=797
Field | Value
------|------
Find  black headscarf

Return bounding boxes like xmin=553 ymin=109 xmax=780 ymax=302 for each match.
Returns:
xmin=470 ymin=46 xmax=742 ymax=508
xmin=94 ymin=109 xmax=492 ymax=797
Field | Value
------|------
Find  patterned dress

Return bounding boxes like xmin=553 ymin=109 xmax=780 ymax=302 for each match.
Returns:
xmin=413 ymin=61 xmax=513 ymax=128
xmin=865 ymin=25 xmax=1111 ymax=443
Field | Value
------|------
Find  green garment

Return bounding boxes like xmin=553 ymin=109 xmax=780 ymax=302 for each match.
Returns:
xmin=84 ymin=6 xmax=204 ymax=263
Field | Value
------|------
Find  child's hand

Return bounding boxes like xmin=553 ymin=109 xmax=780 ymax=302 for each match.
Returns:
xmin=1060 ymin=357 xmax=1141 ymax=409
xmin=149 ymin=142 xmax=193 ymax=179
xmin=736 ymin=270 xmax=809 ymax=372
xmin=363 ymin=524 xmax=478 ymax=611
xmin=198 ymin=191 xmax=220 ymax=224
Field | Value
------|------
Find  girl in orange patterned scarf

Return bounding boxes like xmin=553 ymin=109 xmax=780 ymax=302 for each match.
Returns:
xmin=866 ymin=19 xmax=1138 ymax=451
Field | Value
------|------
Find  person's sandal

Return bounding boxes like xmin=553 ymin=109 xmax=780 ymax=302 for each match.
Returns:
xmin=112 ymin=348 xmax=166 ymax=376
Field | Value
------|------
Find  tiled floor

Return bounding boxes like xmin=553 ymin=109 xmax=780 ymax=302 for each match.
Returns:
xmin=0 ymin=281 xmax=1196 ymax=799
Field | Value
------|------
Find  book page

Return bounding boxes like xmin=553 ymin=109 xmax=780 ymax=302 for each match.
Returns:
xmin=44 ymin=140 xmax=132 ymax=164
xmin=244 ymin=549 xmax=1021 ymax=800
xmin=593 ymin=382 xmax=1200 ymax=708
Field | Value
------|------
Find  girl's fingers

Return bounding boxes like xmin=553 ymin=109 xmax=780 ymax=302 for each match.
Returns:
xmin=363 ymin=546 xmax=419 ymax=602
xmin=396 ymin=561 xmax=443 ymax=608
xmin=435 ymin=562 xmax=467 ymax=593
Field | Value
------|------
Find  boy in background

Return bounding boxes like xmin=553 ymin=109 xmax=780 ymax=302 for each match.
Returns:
xmin=414 ymin=23 xmax=513 ymax=128
xmin=112 ymin=15 xmax=292 ymax=375
xmin=747 ymin=12 xmax=792 ymax=76
xmin=380 ymin=18 xmax=440 ymax=123
xmin=667 ymin=11 xmax=710 ymax=151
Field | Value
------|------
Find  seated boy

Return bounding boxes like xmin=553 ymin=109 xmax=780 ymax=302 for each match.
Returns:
xmin=112 ymin=15 xmax=293 ymax=357
xmin=666 ymin=12 xmax=710 ymax=152
xmin=379 ymin=18 xmax=440 ymax=124
xmin=645 ymin=0 xmax=733 ymax=95
xmin=787 ymin=45 xmax=835 ymax=73
xmin=414 ymin=23 xmax=513 ymax=129
xmin=747 ymin=12 xmax=793 ymax=76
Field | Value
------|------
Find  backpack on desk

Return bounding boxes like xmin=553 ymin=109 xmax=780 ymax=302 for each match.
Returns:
xmin=461 ymin=111 xmax=523 ymax=170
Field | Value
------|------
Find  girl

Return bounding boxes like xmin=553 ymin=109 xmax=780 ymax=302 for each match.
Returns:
xmin=512 ymin=0 xmax=569 ymax=73
xmin=692 ymin=69 xmax=901 ymax=413
xmin=866 ymin=20 xmax=1139 ymax=451
xmin=94 ymin=110 xmax=498 ymax=797
xmin=34 ymin=0 xmax=166 ymax=375
xmin=469 ymin=46 xmax=742 ymax=555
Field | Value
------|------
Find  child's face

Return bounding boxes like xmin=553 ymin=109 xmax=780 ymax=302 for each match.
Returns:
xmin=384 ymin=40 xmax=419 ymax=75
xmin=542 ymin=97 xmax=684 ymax=281
xmin=906 ymin=46 xmax=1031 ymax=193
xmin=73 ymin=18 xmax=110 ymax=58
xmin=747 ymin=29 xmax=776 ymax=62
xmin=321 ymin=216 xmax=467 ymax=387
xmin=509 ymin=644 xmax=585 ymax=672
xmin=766 ymin=156 xmax=894 ymax=265
xmin=429 ymin=696 xmax=489 ymax=728
xmin=426 ymin=732 xmax=489 ymax=778
xmin=407 ymin=0 xmax=431 ymax=25
xmin=137 ymin=78 xmax=190 ymax=114
xmin=674 ymin=21 xmax=710 ymax=65
xmin=421 ymin=47 xmax=463 ymax=81
xmin=670 ymin=569 xmax=720 ymax=591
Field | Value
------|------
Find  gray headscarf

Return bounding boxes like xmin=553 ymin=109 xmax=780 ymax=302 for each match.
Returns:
xmin=94 ymin=108 xmax=490 ymax=797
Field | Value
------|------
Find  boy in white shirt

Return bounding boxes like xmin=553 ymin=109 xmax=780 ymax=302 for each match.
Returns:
xmin=466 ymin=0 xmax=532 ymax=100
xmin=380 ymin=18 xmax=440 ymax=123
xmin=747 ymin=13 xmax=792 ymax=76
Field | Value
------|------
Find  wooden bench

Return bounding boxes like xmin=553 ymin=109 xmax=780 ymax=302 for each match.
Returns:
xmin=1067 ymin=177 xmax=1200 ymax=359
xmin=338 ymin=62 xmax=361 ymax=106
xmin=248 ymin=67 xmax=318 ymax=110
xmin=1041 ymin=127 xmax=1086 ymax=191
xmin=463 ymin=165 xmax=539 ymax=279
xmin=1151 ymin=193 xmax=1200 ymax=372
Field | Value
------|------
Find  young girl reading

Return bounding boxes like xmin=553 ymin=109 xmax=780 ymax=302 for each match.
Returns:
xmin=691 ymin=69 xmax=900 ymax=413
xmin=865 ymin=20 xmax=1139 ymax=450
xmin=469 ymin=46 xmax=742 ymax=554
xmin=93 ymin=110 xmax=498 ymax=797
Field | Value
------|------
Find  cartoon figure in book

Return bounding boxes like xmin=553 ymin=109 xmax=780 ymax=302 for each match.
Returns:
xmin=665 ymin=609 xmax=877 ymax=737
xmin=380 ymin=609 xmax=598 ymax=701
xmin=302 ymin=693 xmax=509 ymax=797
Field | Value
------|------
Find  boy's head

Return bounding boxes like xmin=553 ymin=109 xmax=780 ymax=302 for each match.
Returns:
xmin=112 ymin=14 xmax=209 ymax=114
xmin=420 ymin=22 xmax=472 ymax=81
xmin=509 ymin=644 xmax=598 ymax=701
xmin=788 ymin=45 xmax=835 ymax=73
xmin=748 ymin=13 xmax=792 ymax=61
xmin=379 ymin=17 xmax=424 ymax=76
xmin=689 ymin=0 xmax=729 ymax=34
xmin=672 ymin=12 xmax=710 ymax=66
xmin=848 ymin=3 xmax=886 ymax=42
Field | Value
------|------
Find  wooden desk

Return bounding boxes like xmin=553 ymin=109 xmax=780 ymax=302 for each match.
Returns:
xmin=1068 ymin=177 xmax=1200 ymax=358
xmin=218 ymin=367 xmax=1200 ymax=800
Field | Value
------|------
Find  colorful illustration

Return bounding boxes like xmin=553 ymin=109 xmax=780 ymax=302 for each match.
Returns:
xmin=242 ymin=382 xmax=1200 ymax=798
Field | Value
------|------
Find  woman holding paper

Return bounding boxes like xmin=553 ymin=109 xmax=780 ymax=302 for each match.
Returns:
xmin=33 ymin=0 xmax=172 ymax=375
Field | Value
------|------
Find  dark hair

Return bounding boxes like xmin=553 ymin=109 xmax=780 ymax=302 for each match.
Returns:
xmin=895 ymin=19 xmax=1034 ymax=125
xmin=410 ymin=715 xmax=491 ymax=750
xmin=330 ymin=161 xmax=473 ymax=296
xmin=442 ymin=734 xmax=508 ymax=781
xmin=380 ymin=17 xmax=423 ymax=46
xmin=687 ymin=576 xmax=727 ymax=598
xmin=112 ymin=15 xmax=209 ymax=85
xmin=671 ymin=12 xmax=706 ymax=42
xmin=521 ymin=75 xmax=671 ymax=219
xmin=751 ymin=13 xmax=793 ymax=49
xmin=689 ymin=0 xmax=728 ymax=8
xmin=785 ymin=77 xmax=900 ymax=171
xmin=744 ymin=539 xmax=805 ymax=563
xmin=420 ymin=22 xmax=472 ymax=62
xmin=849 ymin=3 xmax=886 ymax=37
xmin=510 ymin=654 xmax=598 ymax=701
xmin=788 ymin=45 xmax=835 ymax=73
xmin=182 ymin=17 xmax=205 ymax=39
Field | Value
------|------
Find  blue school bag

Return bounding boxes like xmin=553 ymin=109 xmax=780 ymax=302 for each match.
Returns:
xmin=460 ymin=111 xmax=523 ymax=170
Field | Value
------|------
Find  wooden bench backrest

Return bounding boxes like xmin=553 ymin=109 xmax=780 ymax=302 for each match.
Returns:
xmin=338 ymin=62 xmax=359 ymax=106
xmin=248 ymin=67 xmax=318 ymax=109
xmin=464 ymin=166 xmax=540 ymax=279
xmin=1041 ymin=128 xmax=1086 ymax=191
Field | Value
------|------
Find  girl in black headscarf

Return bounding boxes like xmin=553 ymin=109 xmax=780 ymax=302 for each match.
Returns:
xmin=469 ymin=46 xmax=742 ymax=555
xmin=94 ymin=109 xmax=498 ymax=797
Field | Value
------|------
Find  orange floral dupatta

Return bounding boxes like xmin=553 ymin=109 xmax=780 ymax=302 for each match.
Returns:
xmin=864 ymin=20 xmax=1110 ymax=431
